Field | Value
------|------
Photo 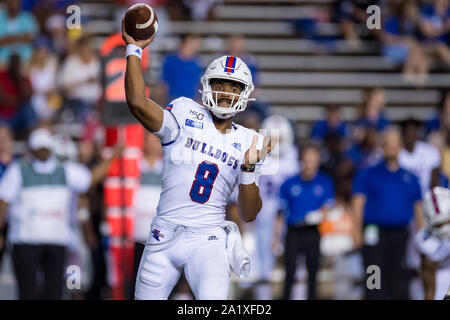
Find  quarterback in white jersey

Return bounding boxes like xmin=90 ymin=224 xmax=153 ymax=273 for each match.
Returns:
xmin=415 ymin=187 xmax=450 ymax=300
xmin=122 ymin=21 xmax=273 ymax=300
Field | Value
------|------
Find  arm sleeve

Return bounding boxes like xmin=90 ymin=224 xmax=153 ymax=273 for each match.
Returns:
xmin=64 ymin=162 xmax=93 ymax=194
xmin=153 ymin=108 xmax=181 ymax=145
xmin=0 ymin=163 xmax=22 ymax=203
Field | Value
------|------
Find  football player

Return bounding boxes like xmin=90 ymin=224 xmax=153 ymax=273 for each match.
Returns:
xmin=415 ymin=187 xmax=450 ymax=300
xmin=121 ymin=20 xmax=273 ymax=300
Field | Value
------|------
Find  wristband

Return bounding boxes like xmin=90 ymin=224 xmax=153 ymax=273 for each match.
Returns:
xmin=126 ymin=44 xmax=142 ymax=60
xmin=239 ymin=171 xmax=256 ymax=185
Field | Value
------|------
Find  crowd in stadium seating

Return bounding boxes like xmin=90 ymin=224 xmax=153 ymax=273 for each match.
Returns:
xmin=0 ymin=0 xmax=448 ymax=300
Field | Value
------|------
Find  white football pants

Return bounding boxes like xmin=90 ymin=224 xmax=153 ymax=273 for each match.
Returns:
xmin=135 ymin=217 xmax=231 ymax=300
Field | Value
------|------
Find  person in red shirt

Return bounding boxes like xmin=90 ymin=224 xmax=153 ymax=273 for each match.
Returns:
xmin=0 ymin=53 xmax=35 ymax=136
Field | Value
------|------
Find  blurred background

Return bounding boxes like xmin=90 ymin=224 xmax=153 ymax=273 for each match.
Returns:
xmin=0 ymin=0 xmax=449 ymax=300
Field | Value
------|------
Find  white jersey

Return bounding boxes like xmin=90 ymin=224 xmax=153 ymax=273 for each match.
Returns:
xmin=153 ymin=97 xmax=264 ymax=228
xmin=399 ymin=141 xmax=441 ymax=195
xmin=415 ymin=228 xmax=450 ymax=300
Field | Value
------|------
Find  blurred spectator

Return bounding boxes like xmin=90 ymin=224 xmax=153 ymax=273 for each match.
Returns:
xmin=320 ymin=132 xmax=356 ymax=200
xmin=0 ymin=54 xmax=35 ymax=136
xmin=59 ymin=35 xmax=102 ymax=123
xmin=352 ymin=128 xmax=424 ymax=299
xmin=79 ymin=137 xmax=109 ymax=300
xmin=398 ymin=118 xmax=442 ymax=299
xmin=183 ymin=0 xmax=221 ymax=21
xmin=419 ymin=0 xmax=450 ymax=67
xmin=335 ymin=0 xmax=383 ymax=46
xmin=311 ymin=105 xmax=348 ymax=140
xmin=354 ymin=87 xmax=390 ymax=142
xmin=0 ymin=0 xmax=39 ymax=68
xmin=45 ymin=14 xmax=69 ymax=59
xmin=22 ymin=0 xmax=78 ymax=12
xmin=0 ymin=124 xmax=14 ymax=179
xmin=29 ymin=36 xmax=61 ymax=122
xmin=399 ymin=118 xmax=441 ymax=194
xmin=345 ymin=127 xmax=383 ymax=170
xmin=426 ymin=90 xmax=449 ymax=146
xmin=253 ymin=115 xmax=299 ymax=300
xmin=382 ymin=0 xmax=429 ymax=83
xmin=0 ymin=128 xmax=120 ymax=299
xmin=275 ymin=143 xmax=335 ymax=300
xmin=160 ymin=34 xmax=202 ymax=104
xmin=130 ymin=133 xmax=163 ymax=299
xmin=0 ymin=124 xmax=13 ymax=268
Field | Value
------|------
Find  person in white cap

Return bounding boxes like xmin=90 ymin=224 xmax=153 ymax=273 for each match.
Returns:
xmin=0 ymin=128 xmax=121 ymax=299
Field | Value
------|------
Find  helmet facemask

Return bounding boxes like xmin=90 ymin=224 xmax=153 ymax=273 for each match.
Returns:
xmin=201 ymin=76 xmax=254 ymax=119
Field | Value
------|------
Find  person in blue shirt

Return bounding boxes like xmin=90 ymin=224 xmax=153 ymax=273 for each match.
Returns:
xmin=0 ymin=0 xmax=39 ymax=67
xmin=419 ymin=0 xmax=450 ymax=63
xmin=345 ymin=127 xmax=384 ymax=170
xmin=310 ymin=105 xmax=348 ymax=141
xmin=354 ymin=88 xmax=390 ymax=136
xmin=274 ymin=143 xmax=335 ymax=300
xmin=381 ymin=1 xmax=429 ymax=82
xmin=352 ymin=128 xmax=424 ymax=300
xmin=160 ymin=34 xmax=203 ymax=104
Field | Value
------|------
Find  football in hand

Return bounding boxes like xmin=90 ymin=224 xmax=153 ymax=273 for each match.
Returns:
xmin=124 ymin=3 xmax=159 ymax=41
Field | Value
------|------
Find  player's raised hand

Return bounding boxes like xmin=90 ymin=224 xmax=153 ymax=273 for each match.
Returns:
xmin=121 ymin=18 xmax=155 ymax=49
xmin=243 ymin=134 xmax=278 ymax=166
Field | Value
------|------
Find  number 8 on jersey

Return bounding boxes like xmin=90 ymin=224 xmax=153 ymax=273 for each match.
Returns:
xmin=189 ymin=161 xmax=219 ymax=204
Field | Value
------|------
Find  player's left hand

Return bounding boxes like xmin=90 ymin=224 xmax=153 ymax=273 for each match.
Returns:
xmin=243 ymin=135 xmax=277 ymax=167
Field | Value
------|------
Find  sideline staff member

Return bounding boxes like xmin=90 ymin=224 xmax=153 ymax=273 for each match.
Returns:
xmin=0 ymin=128 xmax=119 ymax=299
xmin=352 ymin=128 xmax=423 ymax=300
xmin=276 ymin=143 xmax=335 ymax=300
